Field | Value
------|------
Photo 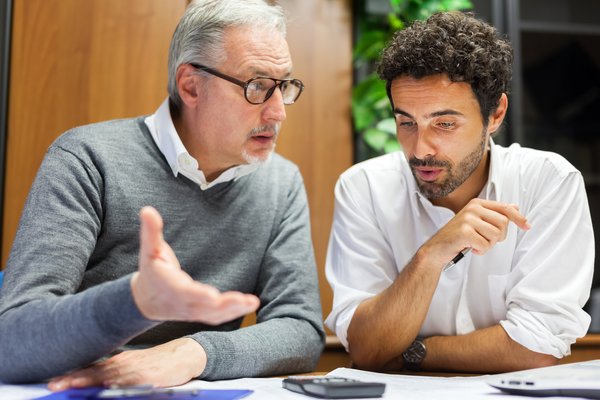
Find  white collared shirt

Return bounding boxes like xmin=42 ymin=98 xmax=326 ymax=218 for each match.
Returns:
xmin=325 ymin=141 xmax=594 ymax=358
xmin=144 ymin=98 xmax=258 ymax=190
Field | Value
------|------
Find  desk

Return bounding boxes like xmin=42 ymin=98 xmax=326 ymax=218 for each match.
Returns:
xmin=317 ymin=334 xmax=600 ymax=371
xmin=560 ymin=333 xmax=600 ymax=363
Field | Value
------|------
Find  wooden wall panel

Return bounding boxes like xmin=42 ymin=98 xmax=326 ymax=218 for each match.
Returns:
xmin=3 ymin=0 xmax=188 ymax=265
xmin=277 ymin=0 xmax=353 ymax=327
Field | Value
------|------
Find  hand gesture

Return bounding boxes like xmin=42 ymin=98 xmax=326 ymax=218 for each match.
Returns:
xmin=422 ymin=199 xmax=530 ymax=268
xmin=131 ymin=206 xmax=260 ymax=324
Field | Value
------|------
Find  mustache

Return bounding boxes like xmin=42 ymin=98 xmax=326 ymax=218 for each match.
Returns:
xmin=248 ymin=124 xmax=280 ymax=138
xmin=409 ymin=156 xmax=451 ymax=168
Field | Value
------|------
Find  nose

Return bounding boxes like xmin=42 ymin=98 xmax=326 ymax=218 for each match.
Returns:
xmin=412 ymin=129 xmax=436 ymax=160
xmin=262 ymin=87 xmax=287 ymax=123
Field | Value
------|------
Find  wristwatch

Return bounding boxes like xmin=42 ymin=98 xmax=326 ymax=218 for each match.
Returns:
xmin=402 ymin=338 xmax=427 ymax=371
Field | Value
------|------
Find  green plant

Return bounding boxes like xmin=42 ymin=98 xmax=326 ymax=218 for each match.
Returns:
xmin=352 ymin=0 xmax=473 ymax=160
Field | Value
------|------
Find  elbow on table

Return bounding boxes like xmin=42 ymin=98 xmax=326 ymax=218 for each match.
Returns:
xmin=347 ymin=341 xmax=390 ymax=372
xmin=285 ymin=326 xmax=326 ymax=374
xmin=530 ymin=353 xmax=560 ymax=368
xmin=511 ymin=352 xmax=559 ymax=372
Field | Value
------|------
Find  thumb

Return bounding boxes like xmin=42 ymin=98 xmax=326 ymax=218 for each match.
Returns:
xmin=139 ymin=206 xmax=164 ymax=266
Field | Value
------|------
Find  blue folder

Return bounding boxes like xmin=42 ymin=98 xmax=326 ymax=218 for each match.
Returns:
xmin=33 ymin=387 xmax=253 ymax=400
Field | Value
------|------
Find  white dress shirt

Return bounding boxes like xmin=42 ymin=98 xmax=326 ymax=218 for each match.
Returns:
xmin=144 ymin=98 xmax=258 ymax=190
xmin=325 ymin=141 xmax=594 ymax=358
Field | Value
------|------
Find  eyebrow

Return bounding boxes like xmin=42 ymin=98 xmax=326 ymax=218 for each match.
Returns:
xmin=393 ymin=108 xmax=465 ymax=119
xmin=249 ymin=67 xmax=293 ymax=79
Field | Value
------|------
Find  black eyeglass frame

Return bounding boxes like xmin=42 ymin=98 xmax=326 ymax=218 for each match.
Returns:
xmin=189 ymin=63 xmax=304 ymax=105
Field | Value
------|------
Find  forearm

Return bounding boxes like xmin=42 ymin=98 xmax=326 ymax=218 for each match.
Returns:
xmin=0 ymin=276 xmax=157 ymax=383
xmin=421 ymin=325 xmax=558 ymax=373
xmin=347 ymin=248 xmax=442 ymax=370
xmin=194 ymin=317 xmax=324 ymax=380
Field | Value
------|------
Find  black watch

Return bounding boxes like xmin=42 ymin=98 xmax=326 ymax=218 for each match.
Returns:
xmin=402 ymin=338 xmax=426 ymax=371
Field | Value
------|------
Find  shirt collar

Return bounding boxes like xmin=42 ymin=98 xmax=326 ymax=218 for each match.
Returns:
xmin=484 ymin=137 xmax=500 ymax=200
xmin=144 ymin=98 xmax=259 ymax=189
xmin=145 ymin=98 xmax=185 ymax=177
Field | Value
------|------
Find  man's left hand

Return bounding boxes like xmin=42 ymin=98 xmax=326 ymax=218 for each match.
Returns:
xmin=47 ymin=338 xmax=206 ymax=391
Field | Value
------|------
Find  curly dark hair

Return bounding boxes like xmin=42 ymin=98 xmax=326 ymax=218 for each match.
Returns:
xmin=377 ymin=11 xmax=513 ymax=125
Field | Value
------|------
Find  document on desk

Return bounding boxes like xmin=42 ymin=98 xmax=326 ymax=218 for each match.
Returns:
xmin=0 ymin=382 xmax=50 ymax=400
xmin=0 ymin=368 xmax=571 ymax=399
xmin=323 ymin=368 xmax=547 ymax=399
xmin=180 ymin=369 xmax=561 ymax=399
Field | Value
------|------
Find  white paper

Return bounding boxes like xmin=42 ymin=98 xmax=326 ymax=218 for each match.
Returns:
xmin=0 ymin=382 xmax=50 ymax=400
xmin=0 ymin=368 xmax=572 ymax=399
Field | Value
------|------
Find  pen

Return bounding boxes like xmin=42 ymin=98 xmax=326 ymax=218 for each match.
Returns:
xmin=443 ymin=247 xmax=471 ymax=271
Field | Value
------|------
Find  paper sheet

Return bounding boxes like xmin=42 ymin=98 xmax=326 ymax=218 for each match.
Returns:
xmin=0 ymin=382 xmax=50 ymax=400
xmin=0 ymin=368 xmax=570 ymax=399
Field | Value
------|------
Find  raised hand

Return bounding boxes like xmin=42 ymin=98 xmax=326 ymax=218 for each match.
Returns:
xmin=131 ymin=206 xmax=260 ymax=323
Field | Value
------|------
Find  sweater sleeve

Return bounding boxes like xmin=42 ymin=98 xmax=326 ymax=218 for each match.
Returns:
xmin=0 ymin=146 xmax=157 ymax=383
xmin=193 ymin=170 xmax=325 ymax=380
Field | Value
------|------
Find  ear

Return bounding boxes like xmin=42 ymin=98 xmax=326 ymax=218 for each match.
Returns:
xmin=176 ymin=64 xmax=203 ymax=108
xmin=487 ymin=93 xmax=508 ymax=134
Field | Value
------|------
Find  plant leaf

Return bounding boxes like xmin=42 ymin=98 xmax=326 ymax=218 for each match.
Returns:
xmin=384 ymin=139 xmax=402 ymax=153
xmin=353 ymin=31 xmax=389 ymax=62
xmin=363 ymin=128 xmax=389 ymax=151
xmin=352 ymin=102 xmax=377 ymax=131
xmin=440 ymin=0 xmax=473 ymax=10
xmin=376 ymin=118 xmax=397 ymax=134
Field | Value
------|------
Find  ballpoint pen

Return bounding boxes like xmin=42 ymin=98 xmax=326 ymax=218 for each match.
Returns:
xmin=443 ymin=247 xmax=471 ymax=271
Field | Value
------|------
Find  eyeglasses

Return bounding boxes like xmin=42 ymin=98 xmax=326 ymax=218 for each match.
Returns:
xmin=189 ymin=63 xmax=304 ymax=105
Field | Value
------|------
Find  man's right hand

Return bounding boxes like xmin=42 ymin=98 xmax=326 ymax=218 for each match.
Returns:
xmin=131 ymin=206 xmax=260 ymax=323
xmin=420 ymin=198 xmax=530 ymax=269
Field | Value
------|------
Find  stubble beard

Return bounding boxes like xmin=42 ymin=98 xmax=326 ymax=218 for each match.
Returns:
xmin=410 ymin=131 xmax=488 ymax=200
xmin=242 ymin=123 xmax=280 ymax=165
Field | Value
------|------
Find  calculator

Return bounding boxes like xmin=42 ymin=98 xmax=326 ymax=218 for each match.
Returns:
xmin=282 ymin=377 xmax=386 ymax=398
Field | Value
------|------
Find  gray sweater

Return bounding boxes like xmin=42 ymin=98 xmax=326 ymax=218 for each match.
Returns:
xmin=0 ymin=118 xmax=324 ymax=383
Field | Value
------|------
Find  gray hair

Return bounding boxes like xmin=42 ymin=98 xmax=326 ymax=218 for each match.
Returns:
xmin=167 ymin=0 xmax=287 ymax=110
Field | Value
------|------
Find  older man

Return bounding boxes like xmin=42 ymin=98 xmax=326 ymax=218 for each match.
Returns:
xmin=0 ymin=0 xmax=324 ymax=388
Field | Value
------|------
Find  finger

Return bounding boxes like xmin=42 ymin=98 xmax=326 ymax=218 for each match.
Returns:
xmin=48 ymin=376 xmax=73 ymax=391
xmin=484 ymin=202 xmax=530 ymax=230
xmin=48 ymin=367 xmax=105 ymax=390
xmin=103 ymin=370 xmax=145 ymax=388
xmin=468 ymin=232 xmax=495 ymax=256
xmin=185 ymin=290 xmax=259 ymax=324
xmin=220 ymin=292 xmax=260 ymax=311
xmin=217 ymin=293 xmax=260 ymax=317
xmin=70 ymin=375 xmax=104 ymax=388
xmin=139 ymin=206 xmax=164 ymax=264
xmin=475 ymin=207 xmax=511 ymax=242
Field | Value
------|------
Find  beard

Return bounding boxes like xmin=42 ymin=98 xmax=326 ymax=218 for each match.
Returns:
xmin=242 ymin=147 xmax=275 ymax=165
xmin=242 ymin=123 xmax=280 ymax=165
xmin=409 ymin=131 xmax=488 ymax=199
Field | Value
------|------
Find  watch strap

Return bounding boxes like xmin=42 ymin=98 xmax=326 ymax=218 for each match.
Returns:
xmin=402 ymin=338 xmax=427 ymax=371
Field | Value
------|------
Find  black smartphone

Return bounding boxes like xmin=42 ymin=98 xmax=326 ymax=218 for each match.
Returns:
xmin=282 ymin=376 xmax=386 ymax=399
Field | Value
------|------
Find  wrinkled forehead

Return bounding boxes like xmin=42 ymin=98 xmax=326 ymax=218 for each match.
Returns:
xmin=221 ymin=26 xmax=293 ymax=77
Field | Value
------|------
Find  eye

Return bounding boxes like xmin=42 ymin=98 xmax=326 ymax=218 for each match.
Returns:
xmin=248 ymin=79 xmax=269 ymax=92
xmin=397 ymin=120 xmax=416 ymax=129
xmin=437 ymin=121 xmax=456 ymax=130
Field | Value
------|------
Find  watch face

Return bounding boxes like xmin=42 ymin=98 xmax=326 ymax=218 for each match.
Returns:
xmin=403 ymin=340 xmax=426 ymax=364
